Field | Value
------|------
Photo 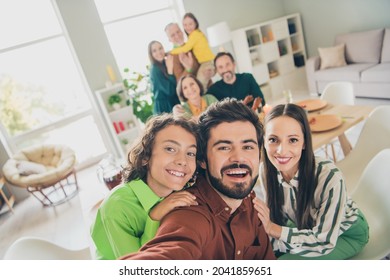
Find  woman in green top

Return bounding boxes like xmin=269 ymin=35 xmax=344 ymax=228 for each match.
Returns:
xmin=148 ymin=40 xmax=180 ymax=114
xmin=91 ymin=114 xmax=198 ymax=259
xmin=175 ymin=74 xmax=218 ymax=122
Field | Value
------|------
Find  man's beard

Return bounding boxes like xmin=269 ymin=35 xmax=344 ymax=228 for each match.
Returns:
xmin=221 ymin=71 xmax=234 ymax=82
xmin=206 ymin=163 xmax=258 ymax=199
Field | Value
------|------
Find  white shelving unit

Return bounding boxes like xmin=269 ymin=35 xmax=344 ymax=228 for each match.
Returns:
xmin=95 ymin=83 xmax=142 ymax=159
xmin=231 ymin=13 xmax=307 ymax=100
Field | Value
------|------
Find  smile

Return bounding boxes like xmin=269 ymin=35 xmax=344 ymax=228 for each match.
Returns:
xmin=224 ymin=168 xmax=249 ymax=178
xmin=275 ymin=157 xmax=291 ymax=164
xmin=167 ymin=169 xmax=185 ymax=177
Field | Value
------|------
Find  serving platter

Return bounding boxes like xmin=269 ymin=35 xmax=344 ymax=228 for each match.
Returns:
xmin=296 ymin=99 xmax=327 ymax=112
xmin=309 ymin=114 xmax=343 ymax=132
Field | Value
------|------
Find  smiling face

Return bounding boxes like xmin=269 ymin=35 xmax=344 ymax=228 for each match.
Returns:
xmin=146 ymin=125 xmax=197 ymax=197
xmin=183 ymin=16 xmax=196 ymax=34
xmin=150 ymin=41 xmax=165 ymax=63
xmin=215 ymin=54 xmax=236 ymax=84
xmin=165 ymin=23 xmax=185 ymax=46
xmin=181 ymin=76 xmax=201 ymax=104
xmin=264 ymin=115 xmax=305 ymax=181
xmin=202 ymin=121 xmax=260 ymax=199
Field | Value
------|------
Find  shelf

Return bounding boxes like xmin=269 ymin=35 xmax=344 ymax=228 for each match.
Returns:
xmin=95 ymin=83 xmax=141 ymax=159
xmin=231 ymin=13 xmax=307 ymax=99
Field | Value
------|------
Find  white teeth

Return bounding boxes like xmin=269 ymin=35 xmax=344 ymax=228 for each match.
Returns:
xmin=168 ymin=170 xmax=185 ymax=177
xmin=226 ymin=169 xmax=247 ymax=175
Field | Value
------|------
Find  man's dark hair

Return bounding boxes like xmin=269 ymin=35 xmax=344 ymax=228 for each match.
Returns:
xmin=213 ymin=52 xmax=235 ymax=66
xmin=197 ymin=98 xmax=263 ymax=162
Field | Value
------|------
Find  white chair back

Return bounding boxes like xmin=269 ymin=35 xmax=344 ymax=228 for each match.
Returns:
xmin=320 ymin=82 xmax=355 ymax=105
xmin=3 ymin=236 xmax=91 ymax=260
xmin=349 ymin=149 xmax=390 ymax=260
xmin=336 ymin=105 xmax=390 ymax=193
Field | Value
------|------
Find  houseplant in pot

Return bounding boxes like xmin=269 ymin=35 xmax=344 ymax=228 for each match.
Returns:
xmin=122 ymin=68 xmax=153 ymax=124
xmin=108 ymin=92 xmax=123 ymax=110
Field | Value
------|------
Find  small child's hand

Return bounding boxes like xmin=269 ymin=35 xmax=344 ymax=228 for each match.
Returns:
xmin=149 ymin=191 xmax=197 ymax=221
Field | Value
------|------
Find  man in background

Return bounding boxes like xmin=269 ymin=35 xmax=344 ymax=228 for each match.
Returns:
xmin=208 ymin=51 xmax=266 ymax=110
xmin=165 ymin=22 xmax=199 ymax=82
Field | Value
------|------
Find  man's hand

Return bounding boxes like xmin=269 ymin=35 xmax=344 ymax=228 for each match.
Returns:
xmin=251 ymin=97 xmax=262 ymax=111
xmin=243 ymin=95 xmax=254 ymax=105
xmin=178 ymin=52 xmax=194 ymax=72
xmin=149 ymin=191 xmax=197 ymax=221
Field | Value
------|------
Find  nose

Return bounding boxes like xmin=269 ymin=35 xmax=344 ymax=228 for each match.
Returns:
xmin=229 ymin=148 xmax=245 ymax=163
xmin=276 ymin=142 xmax=286 ymax=154
xmin=174 ymin=153 xmax=187 ymax=166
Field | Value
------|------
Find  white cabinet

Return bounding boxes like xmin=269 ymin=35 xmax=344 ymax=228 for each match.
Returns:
xmin=231 ymin=13 xmax=307 ymax=100
xmin=95 ymin=83 xmax=142 ymax=159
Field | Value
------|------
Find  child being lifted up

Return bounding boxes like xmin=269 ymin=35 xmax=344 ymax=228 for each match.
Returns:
xmin=170 ymin=13 xmax=215 ymax=90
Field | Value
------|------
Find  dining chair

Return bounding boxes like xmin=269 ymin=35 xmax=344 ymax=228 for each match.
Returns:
xmin=320 ymin=81 xmax=355 ymax=105
xmin=3 ymin=236 xmax=92 ymax=260
xmin=320 ymin=82 xmax=355 ymax=161
xmin=336 ymin=105 xmax=390 ymax=194
xmin=348 ymin=149 xmax=390 ymax=260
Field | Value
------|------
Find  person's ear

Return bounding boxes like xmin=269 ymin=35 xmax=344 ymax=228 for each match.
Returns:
xmin=200 ymin=161 xmax=207 ymax=169
xmin=142 ymin=159 xmax=149 ymax=166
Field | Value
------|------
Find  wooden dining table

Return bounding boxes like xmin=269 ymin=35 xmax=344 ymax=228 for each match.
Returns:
xmin=308 ymin=103 xmax=374 ymax=156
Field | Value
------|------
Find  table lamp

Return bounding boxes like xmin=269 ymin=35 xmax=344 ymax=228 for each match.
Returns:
xmin=206 ymin=21 xmax=231 ymax=52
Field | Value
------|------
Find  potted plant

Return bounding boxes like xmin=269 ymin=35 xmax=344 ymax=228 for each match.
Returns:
xmin=122 ymin=68 xmax=154 ymax=124
xmin=108 ymin=92 xmax=122 ymax=110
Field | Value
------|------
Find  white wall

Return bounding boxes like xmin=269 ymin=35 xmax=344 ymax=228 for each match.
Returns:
xmin=182 ymin=0 xmax=390 ymax=58
xmin=283 ymin=0 xmax=390 ymax=57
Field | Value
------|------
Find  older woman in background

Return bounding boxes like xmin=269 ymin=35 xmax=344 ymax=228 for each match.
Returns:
xmin=174 ymin=74 xmax=217 ymax=122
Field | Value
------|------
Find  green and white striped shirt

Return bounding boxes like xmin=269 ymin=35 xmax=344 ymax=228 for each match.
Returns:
xmin=257 ymin=157 xmax=360 ymax=257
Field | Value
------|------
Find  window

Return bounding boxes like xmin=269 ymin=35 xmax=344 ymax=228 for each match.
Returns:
xmin=0 ymin=0 xmax=107 ymax=166
xmin=94 ymin=0 xmax=181 ymax=74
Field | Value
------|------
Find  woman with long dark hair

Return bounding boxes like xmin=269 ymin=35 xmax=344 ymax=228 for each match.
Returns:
xmin=254 ymin=103 xmax=369 ymax=259
xmin=148 ymin=40 xmax=180 ymax=114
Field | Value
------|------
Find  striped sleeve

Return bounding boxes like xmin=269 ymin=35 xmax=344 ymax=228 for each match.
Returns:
xmin=278 ymin=161 xmax=348 ymax=257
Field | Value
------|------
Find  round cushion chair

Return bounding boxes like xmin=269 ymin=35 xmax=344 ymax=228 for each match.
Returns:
xmin=2 ymin=144 xmax=79 ymax=206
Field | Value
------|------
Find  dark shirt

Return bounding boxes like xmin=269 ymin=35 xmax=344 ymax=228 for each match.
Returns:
xmin=149 ymin=62 xmax=180 ymax=114
xmin=208 ymin=73 xmax=266 ymax=107
xmin=120 ymin=174 xmax=276 ymax=260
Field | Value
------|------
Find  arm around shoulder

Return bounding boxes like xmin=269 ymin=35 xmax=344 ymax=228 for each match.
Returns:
xmin=120 ymin=208 xmax=210 ymax=260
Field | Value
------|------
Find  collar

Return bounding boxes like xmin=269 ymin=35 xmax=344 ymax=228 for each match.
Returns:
xmin=192 ymin=174 xmax=251 ymax=220
xmin=128 ymin=179 xmax=163 ymax=212
xmin=188 ymin=97 xmax=207 ymax=117
xmin=277 ymin=170 xmax=299 ymax=189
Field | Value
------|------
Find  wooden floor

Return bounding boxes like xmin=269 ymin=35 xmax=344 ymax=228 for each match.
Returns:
xmin=1 ymin=93 xmax=390 ymax=260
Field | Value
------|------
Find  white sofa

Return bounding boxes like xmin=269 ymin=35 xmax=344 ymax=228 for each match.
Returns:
xmin=306 ymin=28 xmax=390 ymax=99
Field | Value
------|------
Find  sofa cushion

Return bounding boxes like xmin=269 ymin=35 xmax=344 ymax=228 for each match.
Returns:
xmin=335 ymin=29 xmax=384 ymax=63
xmin=361 ymin=63 xmax=390 ymax=83
xmin=318 ymin=44 xmax=347 ymax=70
xmin=314 ymin=63 xmax=376 ymax=82
xmin=381 ymin=28 xmax=390 ymax=63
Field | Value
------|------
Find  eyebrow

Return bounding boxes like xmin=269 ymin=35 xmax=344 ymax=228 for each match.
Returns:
xmin=163 ymin=139 xmax=197 ymax=149
xmin=212 ymin=139 xmax=258 ymax=147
